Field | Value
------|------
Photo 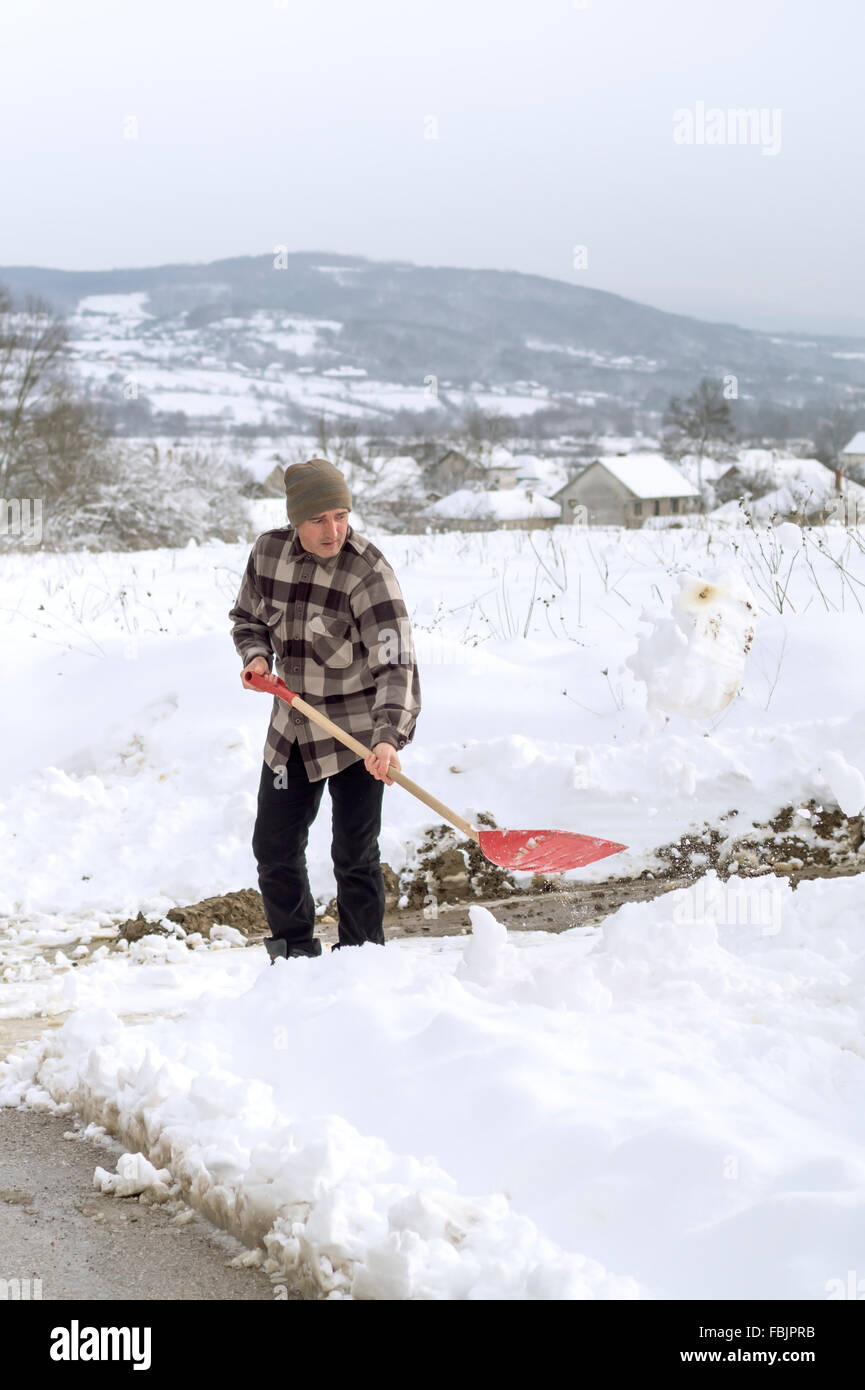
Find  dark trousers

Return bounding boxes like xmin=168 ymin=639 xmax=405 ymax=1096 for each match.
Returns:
xmin=252 ymin=740 xmax=386 ymax=953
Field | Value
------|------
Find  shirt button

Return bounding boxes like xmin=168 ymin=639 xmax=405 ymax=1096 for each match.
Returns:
xmin=293 ymin=716 xmax=302 ymax=725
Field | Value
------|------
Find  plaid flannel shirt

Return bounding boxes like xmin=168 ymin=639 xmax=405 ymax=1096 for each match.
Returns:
xmin=229 ymin=523 xmax=421 ymax=781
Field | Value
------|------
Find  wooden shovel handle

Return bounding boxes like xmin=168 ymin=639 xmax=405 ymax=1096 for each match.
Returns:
xmin=245 ymin=670 xmax=479 ymax=843
xmin=291 ymin=693 xmax=479 ymax=841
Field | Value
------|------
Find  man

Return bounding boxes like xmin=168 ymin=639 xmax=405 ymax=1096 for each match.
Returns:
xmin=229 ymin=457 xmax=421 ymax=961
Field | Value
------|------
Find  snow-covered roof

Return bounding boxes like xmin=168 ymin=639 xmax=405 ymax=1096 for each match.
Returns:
xmin=842 ymin=432 xmax=865 ymax=455
xmin=726 ymin=454 xmax=836 ymax=489
xmin=511 ymin=454 xmax=570 ymax=496
xmin=429 ymin=487 xmax=561 ymax=520
xmin=476 ymin=445 xmax=519 ymax=472
xmin=712 ymin=467 xmax=865 ymax=523
xmin=589 ymin=454 xmax=700 ymax=500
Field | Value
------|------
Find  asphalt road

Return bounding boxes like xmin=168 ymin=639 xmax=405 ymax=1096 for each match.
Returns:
xmin=0 ymin=1107 xmax=291 ymax=1301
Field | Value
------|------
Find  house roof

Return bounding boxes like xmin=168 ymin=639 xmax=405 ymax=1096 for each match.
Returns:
xmin=557 ymin=454 xmax=699 ymax=500
xmin=429 ymin=486 xmax=560 ymax=520
xmin=712 ymin=463 xmax=865 ymax=522
xmin=842 ymin=432 xmax=865 ymax=455
xmin=476 ymin=445 xmax=519 ymax=472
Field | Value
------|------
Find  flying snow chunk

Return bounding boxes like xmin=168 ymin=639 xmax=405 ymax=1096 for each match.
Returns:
xmin=628 ymin=570 xmax=757 ymax=719
xmin=821 ymin=750 xmax=865 ymax=817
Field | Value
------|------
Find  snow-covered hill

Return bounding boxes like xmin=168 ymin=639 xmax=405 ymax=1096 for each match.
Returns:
xmin=2 ymin=252 xmax=863 ymax=434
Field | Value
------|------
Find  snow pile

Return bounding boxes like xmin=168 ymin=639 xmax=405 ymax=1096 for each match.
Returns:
xmin=3 ymin=873 xmax=865 ymax=1301
xmin=628 ymin=570 xmax=757 ymax=718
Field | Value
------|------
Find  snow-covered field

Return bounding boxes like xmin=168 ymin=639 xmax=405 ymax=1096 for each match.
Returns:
xmin=2 ymin=517 xmax=864 ymax=1298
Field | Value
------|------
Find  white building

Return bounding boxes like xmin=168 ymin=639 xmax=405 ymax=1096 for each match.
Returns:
xmin=475 ymin=444 xmax=520 ymax=490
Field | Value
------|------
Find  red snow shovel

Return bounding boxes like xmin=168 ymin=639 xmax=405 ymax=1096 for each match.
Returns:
xmin=243 ymin=670 xmax=627 ymax=874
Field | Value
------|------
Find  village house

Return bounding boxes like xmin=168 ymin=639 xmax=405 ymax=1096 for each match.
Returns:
xmin=841 ymin=432 xmax=865 ymax=471
xmin=474 ymin=444 xmax=520 ymax=490
xmin=552 ymin=454 xmax=701 ymax=526
xmin=711 ymin=454 xmax=865 ymax=526
xmin=423 ymin=449 xmax=486 ymax=500
xmin=258 ymin=462 xmax=286 ymax=497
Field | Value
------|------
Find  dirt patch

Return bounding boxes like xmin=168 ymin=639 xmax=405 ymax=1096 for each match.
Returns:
xmin=102 ymin=799 xmax=865 ymax=952
xmin=165 ymin=889 xmax=270 ymax=939
xmin=395 ymin=814 xmax=520 ymax=909
xmin=652 ymin=802 xmax=865 ymax=885
xmin=115 ymin=889 xmax=270 ymax=943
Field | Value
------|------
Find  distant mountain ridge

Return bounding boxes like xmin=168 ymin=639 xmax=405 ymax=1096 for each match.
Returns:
xmin=1 ymin=252 xmax=861 ymax=433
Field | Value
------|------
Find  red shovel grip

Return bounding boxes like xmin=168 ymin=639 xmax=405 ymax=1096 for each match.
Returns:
xmin=243 ymin=668 xmax=299 ymax=702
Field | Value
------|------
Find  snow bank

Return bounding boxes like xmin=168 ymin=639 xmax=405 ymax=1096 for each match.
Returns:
xmin=3 ymin=874 xmax=864 ymax=1301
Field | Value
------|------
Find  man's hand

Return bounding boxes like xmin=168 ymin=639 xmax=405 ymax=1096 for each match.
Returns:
xmin=241 ymin=656 xmax=271 ymax=688
xmin=364 ymin=742 xmax=401 ymax=785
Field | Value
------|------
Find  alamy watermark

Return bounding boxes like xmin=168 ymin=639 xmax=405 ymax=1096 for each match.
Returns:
xmin=0 ymin=497 xmax=43 ymax=544
xmin=0 ymin=1276 xmax=42 ymax=1299
xmin=825 ymin=1270 xmax=865 ymax=1300
xmin=824 ymin=494 xmax=865 ymax=527
xmin=672 ymin=877 xmax=782 ymax=937
xmin=673 ymin=102 xmax=782 ymax=156
xmin=49 ymin=1321 xmax=151 ymax=1369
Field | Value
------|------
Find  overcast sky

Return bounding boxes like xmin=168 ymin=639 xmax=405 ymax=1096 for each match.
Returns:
xmin=1 ymin=0 xmax=861 ymax=336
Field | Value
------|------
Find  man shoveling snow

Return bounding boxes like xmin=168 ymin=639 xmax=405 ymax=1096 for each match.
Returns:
xmin=229 ymin=458 xmax=421 ymax=961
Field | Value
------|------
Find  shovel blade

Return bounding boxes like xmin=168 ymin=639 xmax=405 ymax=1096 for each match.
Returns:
xmin=477 ymin=828 xmax=627 ymax=873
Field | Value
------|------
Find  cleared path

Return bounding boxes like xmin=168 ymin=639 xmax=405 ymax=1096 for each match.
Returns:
xmin=0 ymin=1108 xmax=292 ymax=1301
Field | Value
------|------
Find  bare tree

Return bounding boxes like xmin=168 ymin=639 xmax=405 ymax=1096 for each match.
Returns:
xmin=661 ymin=377 xmax=737 ymax=489
xmin=312 ymin=412 xmax=363 ymax=468
xmin=812 ymin=404 xmax=860 ymax=471
xmin=0 ymin=285 xmax=74 ymax=497
xmin=0 ymin=281 xmax=256 ymax=552
xmin=460 ymin=405 xmax=510 ymax=454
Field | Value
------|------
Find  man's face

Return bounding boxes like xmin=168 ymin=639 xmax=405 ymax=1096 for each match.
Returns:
xmin=296 ymin=507 xmax=350 ymax=558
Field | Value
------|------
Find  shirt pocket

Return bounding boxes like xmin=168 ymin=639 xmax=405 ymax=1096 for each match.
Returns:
xmin=307 ymin=612 xmax=355 ymax=670
xmin=256 ymin=597 xmax=289 ymax=646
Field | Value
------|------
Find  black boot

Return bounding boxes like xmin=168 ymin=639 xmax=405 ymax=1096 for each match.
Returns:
xmin=265 ymin=937 xmax=322 ymax=964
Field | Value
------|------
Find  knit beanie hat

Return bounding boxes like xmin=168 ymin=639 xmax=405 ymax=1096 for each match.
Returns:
xmin=284 ymin=458 xmax=352 ymax=525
